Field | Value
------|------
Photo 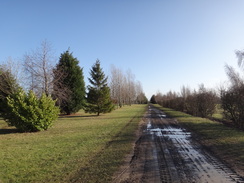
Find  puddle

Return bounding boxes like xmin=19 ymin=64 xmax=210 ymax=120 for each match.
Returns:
xmin=147 ymin=122 xmax=191 ymax=139
xmin=147 ymin=121 xmax=152 ymax=129
xmin=160 ymin=114 xmax=167 ymax=118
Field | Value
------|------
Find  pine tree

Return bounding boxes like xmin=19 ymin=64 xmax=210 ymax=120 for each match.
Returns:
xmin=85 ymin=60 xmax=114 ymax=116
xmin=53 ymin=50 xmax=85 ymax=114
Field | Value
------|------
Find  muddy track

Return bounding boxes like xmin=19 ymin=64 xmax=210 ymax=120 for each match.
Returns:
xmin=113 ymin=105 xmax=244 ymax=183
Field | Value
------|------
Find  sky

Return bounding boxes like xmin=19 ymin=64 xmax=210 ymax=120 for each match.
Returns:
xmin=1 ymin=0 xmax=244 ymax=99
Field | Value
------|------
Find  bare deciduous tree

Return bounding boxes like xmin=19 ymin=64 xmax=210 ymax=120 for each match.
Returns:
xmin=109 ymin=65 xmax=144 ymax=106
xmin=126 ymin=69 xmax=136 ymax=105
xmin=110 ymin=65 xmax=124 ymax=107
xmin=220 ymin=58 xmax=244 ymax=129
xmin=23 ymin=40 xmax=55 ymax=96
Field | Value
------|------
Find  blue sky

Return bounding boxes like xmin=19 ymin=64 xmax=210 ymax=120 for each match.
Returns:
xmin=1 ymin=0 xmax=244 ymax=99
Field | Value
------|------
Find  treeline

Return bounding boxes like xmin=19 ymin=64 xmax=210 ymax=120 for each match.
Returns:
xmin=110 ymin=65 xmax=148 ymax=107
xmin=0 ymin=40 xmax=147 ymax=132
xmin=151 ymin=50 xmax=244 ymax=130
xmin=151 ymin=84 xmax=218 ymax=118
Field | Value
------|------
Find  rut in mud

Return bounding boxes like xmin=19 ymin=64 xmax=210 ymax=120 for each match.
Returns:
xmin=114 ymin=105 xmax=244 ymax=183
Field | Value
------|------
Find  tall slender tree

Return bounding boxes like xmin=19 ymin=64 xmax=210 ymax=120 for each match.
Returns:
xmin=85 ymin=60 xmax=114 ymax=116
xmin=53 ymin=50 xmax=85 ymax=114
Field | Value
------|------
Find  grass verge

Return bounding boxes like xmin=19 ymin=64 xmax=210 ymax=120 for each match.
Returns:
xmin=0 ymin=104 xmax=147 ymax=183
xmin=153 ymin=104 xmax=244 ymax=176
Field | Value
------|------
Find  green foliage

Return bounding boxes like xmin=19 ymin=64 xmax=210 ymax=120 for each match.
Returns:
xmin=53 ymin=50 xmax=85 ymax=114
xmin=0 ymin=67 xmax=19 ymax=115
xmin=86 ymin=60 xmax=114 ymax=115
xmin=3 ymin=89 xmax=59 ymax=132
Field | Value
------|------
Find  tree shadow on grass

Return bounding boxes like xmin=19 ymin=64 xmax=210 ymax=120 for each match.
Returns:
xmin=59 ymin=114 xmax=98 ymax=118
xmin=0 ymin=128 xmax=20 ymax=135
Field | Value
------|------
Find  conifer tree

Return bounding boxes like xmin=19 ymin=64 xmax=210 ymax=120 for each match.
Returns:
xmin=85 ymin=60 xmax=114 ymax=116
xmin=0 ymin=67 xmax=20 ymax=116
xmin=53 ymin=50 xmax=85 ymax=114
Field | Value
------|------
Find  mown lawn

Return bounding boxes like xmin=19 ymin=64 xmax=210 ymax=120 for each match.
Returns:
xmin=0 ymin=105 xmax=147 ymax=183
xmin=154 ymin=104 xmax=244 ymax=176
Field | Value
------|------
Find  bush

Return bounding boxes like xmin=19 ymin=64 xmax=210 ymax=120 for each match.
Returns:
xmin=157 ymin=85 xmax=218 ymax=118
xmin=3 ymin=89 xmax=60 ymax=132
xmin=221 ymin=85 xmax=244 ymax=129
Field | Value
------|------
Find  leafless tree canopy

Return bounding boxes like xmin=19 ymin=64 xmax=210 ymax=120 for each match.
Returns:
xmin=23 ymin=40 xmax=55 ymax=96
xmin=236 ymin=50 xmax=244 ymax=69
xmin=109 ymin=65 xmax=146 ymax=107
xmin=220 ymin=57 xmax=244 ymax=129
xmin=225 ymin=65 xmax=243 ymax=88
xmin=154 ymin=85 xmax=218 ymax=118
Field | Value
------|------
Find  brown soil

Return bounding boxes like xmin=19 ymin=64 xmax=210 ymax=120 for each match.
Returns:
xmin=112 ymin=105 xmax=244 ymax=183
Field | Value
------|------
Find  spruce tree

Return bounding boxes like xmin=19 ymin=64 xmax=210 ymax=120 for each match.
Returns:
xmin=53 ymin=50 xmax=85 ymax=114
xmin=85 ymin=60 xmax=114 ymax=116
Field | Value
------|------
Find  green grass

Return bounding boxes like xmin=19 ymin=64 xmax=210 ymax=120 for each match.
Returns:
xmin=153 ymin=104 xmax=244 ymax=176
xmin=0 ymin=105 xmax=147 ymax=183
xmin=212 ymin=104 xmax=224 ymax=120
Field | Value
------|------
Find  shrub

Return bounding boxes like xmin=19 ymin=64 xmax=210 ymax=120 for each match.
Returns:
xmin=3 ymin=89 xmax=60 ymax=132
xmin=221 ymin=85 xmax=244 ymax=129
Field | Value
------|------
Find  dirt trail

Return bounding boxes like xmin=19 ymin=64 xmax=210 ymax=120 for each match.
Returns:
xmin=113 ymin=105 xmax=244 ymax=183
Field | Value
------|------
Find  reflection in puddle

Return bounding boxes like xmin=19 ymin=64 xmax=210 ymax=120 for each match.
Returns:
xmin=160 ymin=114 xmax=167 ymax=118
xmin=147 ymin=123 xmax=191 ymax=139
xmin=147 ymin=121 xmax=152 ymax=129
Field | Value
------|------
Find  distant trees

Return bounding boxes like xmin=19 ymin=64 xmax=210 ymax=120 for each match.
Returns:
xmin=86 ymin=60 xmax=114 ymax=116
xmin=109 ymin=65 xmax=147 ymax=107
xmin=110 ymin=65 xmax=124 ymax=107
xmin=53 ymin=50 xmax=86 ymax=115
xmin=135 ymin=81 xmax=148 ymax=104
xmin=154 ymin=85 xmax=218 ymax=118
xmin=150 ymin=95 xmax=157 ymax=104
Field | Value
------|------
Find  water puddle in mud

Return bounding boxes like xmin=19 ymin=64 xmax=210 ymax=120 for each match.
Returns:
xmin=147 ymin=120 xmax=191 ymax=139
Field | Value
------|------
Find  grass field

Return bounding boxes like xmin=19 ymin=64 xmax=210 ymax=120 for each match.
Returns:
xmin=0 ymin=105 xmax=147 ymax=183
xmin=154 ymin=104 xmax=244 ymax=176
